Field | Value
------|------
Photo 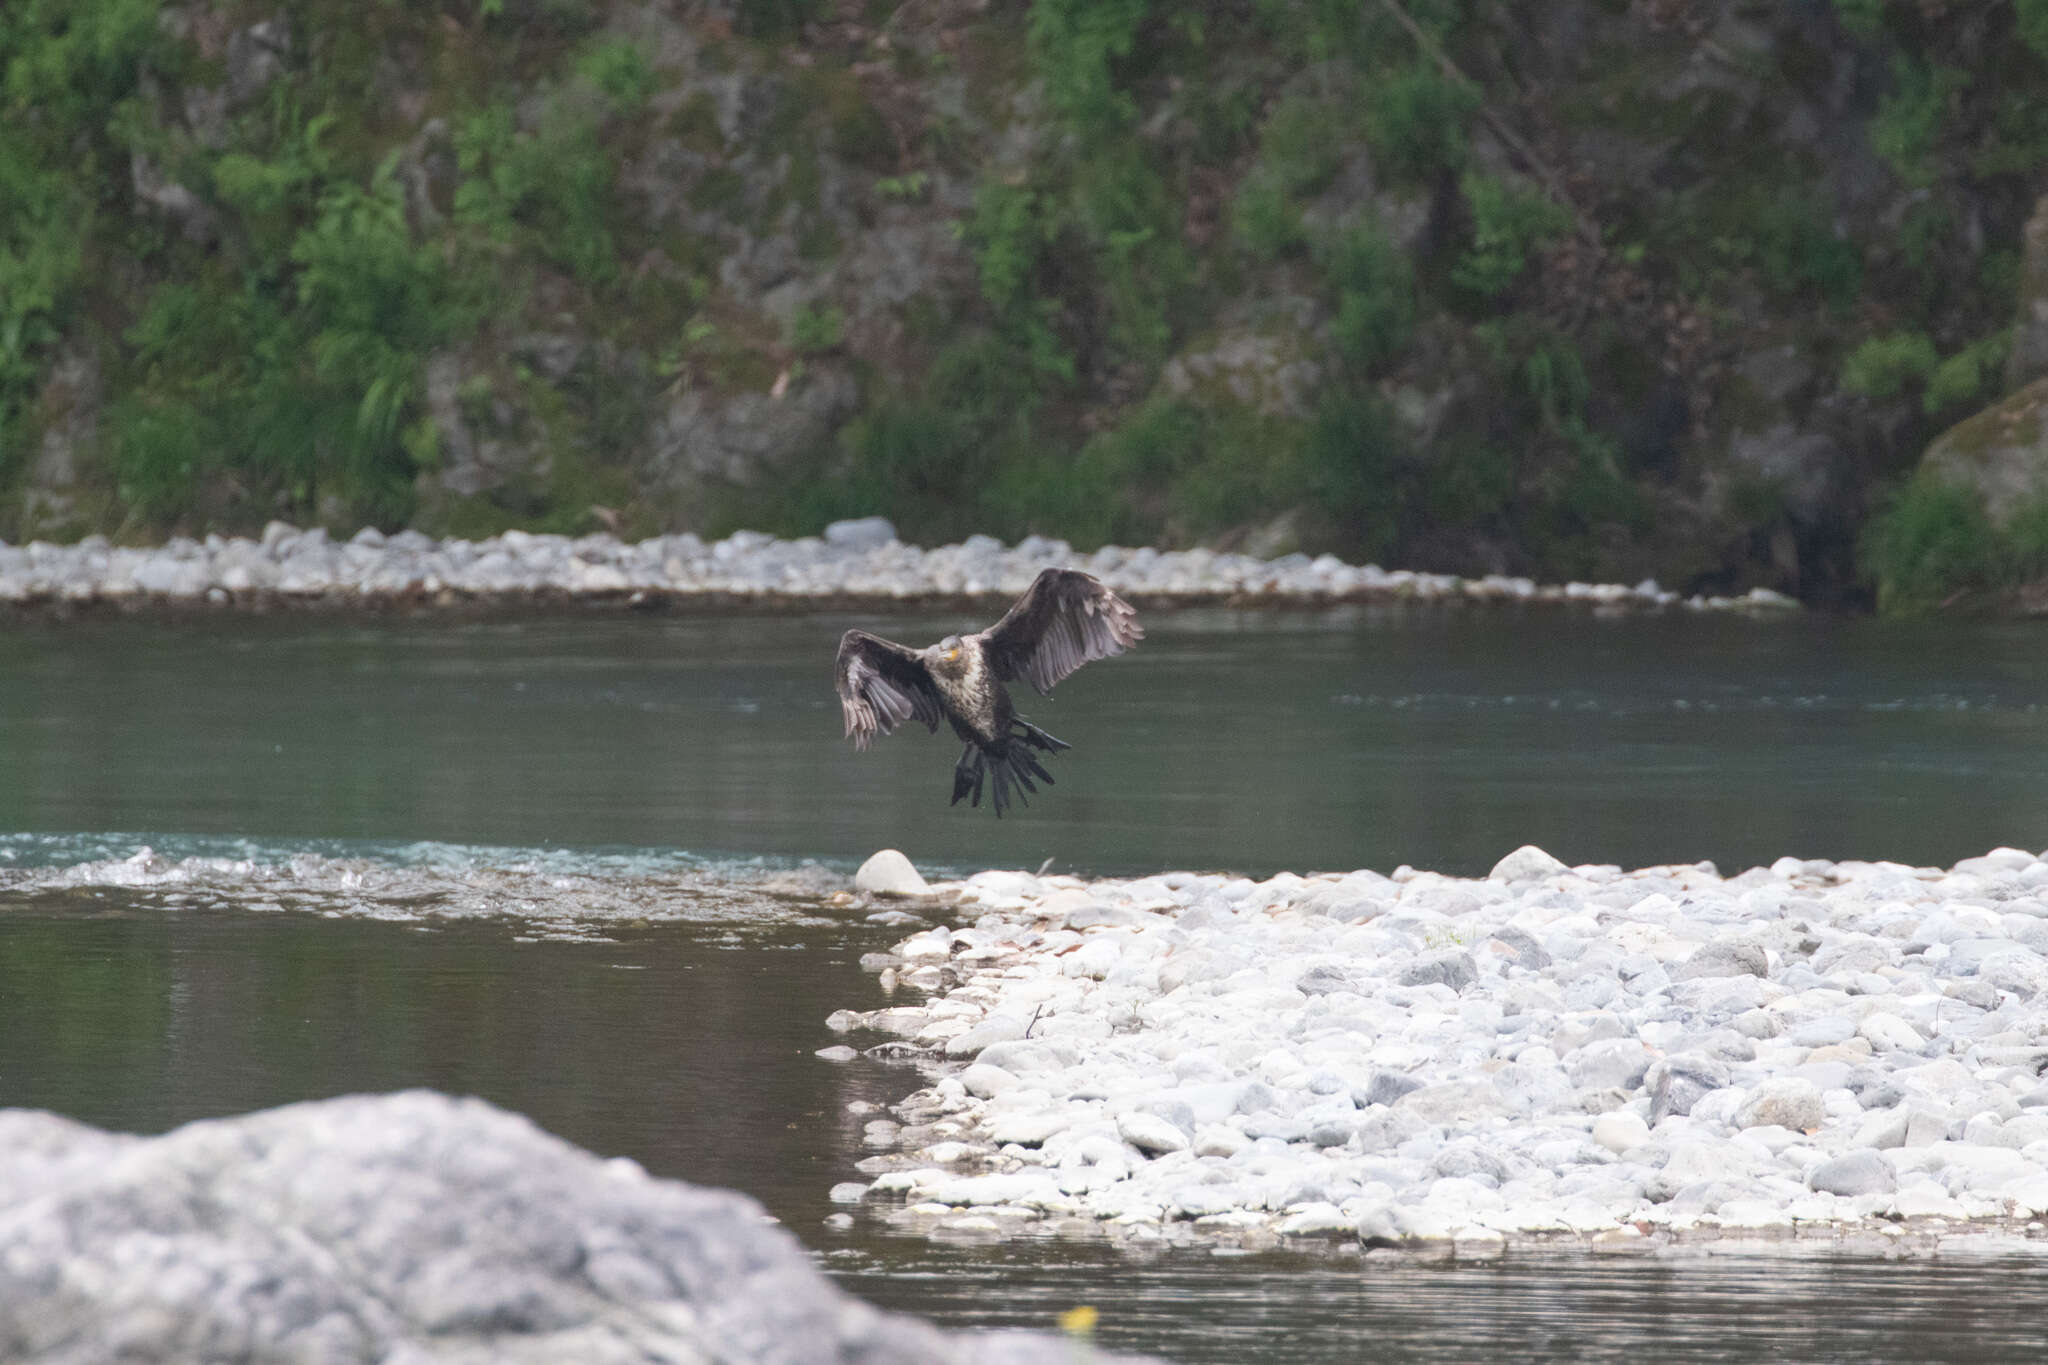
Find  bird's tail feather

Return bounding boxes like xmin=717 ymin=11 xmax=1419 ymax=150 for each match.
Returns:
xmin=951 ymin=722 xmax=1070 ymax=818
xmin=987 ymin=737 xmax=1059 ymax=818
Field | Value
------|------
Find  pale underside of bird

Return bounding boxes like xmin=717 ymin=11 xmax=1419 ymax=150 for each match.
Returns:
xmin=833 ymin=567 xmax=1143 ymax=816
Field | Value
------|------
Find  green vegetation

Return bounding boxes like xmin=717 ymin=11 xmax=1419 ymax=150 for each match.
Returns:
xmin=2022 ymin=0 xmax=2048 ymax=60
xmin=1840 ymin=332 xmax=1939 ymax=401
xmin=1862 ymin=474 xmax=1999 ymax=612
xmin=0 ymin=5 xmax=703 ymax=533
xmin=1923 ymin=333 xmax=2011 ymax=417
xmin=1863 ymin=467 xmax=2048 ymax=613
xmin=791 ymin=303 xmax=844 ymax=353
xmin=1751 ymin=190 xmax=1864 ymax=312
xmin=9 ymin=0 xmax=2048 ymax=610
xmin=1452 ymin=174 xmax=1571 ymax=301
xmin=1870 ymin=58 xmax=1967 ymax=189
xmin=1027 ymin=0 xmax=1150 ymax=140
xmin=1365 ymin=61 xmax=1479 ymax=184
xmin=1322 ymin=226 xmax=1416 ymax=373
xmin=0 ymin=0 xmax=162 ymax=475
xmin=454 ymin=42 xmax=650 ymax=289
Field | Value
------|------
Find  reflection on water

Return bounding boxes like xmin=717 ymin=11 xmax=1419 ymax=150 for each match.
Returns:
xmin=5 ymin=608 xmax=2048 ymax=876
xmin=832 ymin=1242 xmax=2048 ymax=1363
xmin=0 ymin=898 xmax=905 ymax=1221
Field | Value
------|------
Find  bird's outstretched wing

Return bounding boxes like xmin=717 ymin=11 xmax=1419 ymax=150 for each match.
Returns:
xmin=975 ymin=568 xmax=1143 ymax=698
xmin=835 ymin=630 xmax=944 ymax=749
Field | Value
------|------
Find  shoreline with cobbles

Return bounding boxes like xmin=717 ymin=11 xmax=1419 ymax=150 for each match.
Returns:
xmin=820 ymin=846 xmax=2048 ymax=1262
xmin=0 ymin=517 xmax=1801 ymax=617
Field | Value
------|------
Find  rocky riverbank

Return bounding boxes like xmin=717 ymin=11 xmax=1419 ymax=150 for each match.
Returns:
xmin=824 ymin=846 xmax=2048 ymax=1260
xmin=0 ymin=519 xmax=1800 ymax=616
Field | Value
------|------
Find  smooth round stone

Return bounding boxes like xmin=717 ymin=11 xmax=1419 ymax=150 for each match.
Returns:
xmin=815 ymin=1045 xmax=858 ymax=1062
xmin=1308 ymin=1120 xmax=1356 ymax=1149
xmin=1568 ymin=1038 xmax=1651 ymax=1091
xmin=823 ymin=516 xmax=898 ymax=550
xmin=1400 ymin=951 xmax=1478 ymax=992
xmin=1117 ymin=1110 xmax=1190 ymax=1156
xmin=1735 ymin=1078 xmax=1825 ymax=1131
xmin=1308 ymin=1070 xmax=1349 ymax=1096
xmin=829 ymin=1182 xmax=871 ymax=1204
xmin=986 ymin=1110 xmax=1072 ymax=1147
xmin=1857 ymin=1013 xmax=1925 ymax=1051
xmin=1592 ymin=1111 xmax=1651 ymax=1154
xmin=1806 ymin=1149 xmax=1897 ymax=1197
xmin=855 ymin=850 xmax=931 ymax=897
xmin=1192 ymin=1126 xmax=1250 ymax=1159
xmin=1730 ymin=1008 xmax=1782 ymax=1039
xmin=1489 ymin=846 xmax=1568 ymax=883
xmin=946 ymin=1017 xmax=1030 ymax=1059
xmin=958 ymin=1064 xmax=1024 ymax=1096
xmin=1674 ymin=941 xmax=1769 ymax=981
xmin=1790 ymin=1017 xmax=1856 ymax=1048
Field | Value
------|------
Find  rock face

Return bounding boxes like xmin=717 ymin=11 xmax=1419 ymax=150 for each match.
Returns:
xmin=24 ymin=347 xmax=99 ymax=535
xmin=647 ymin=363 xmax=861 ymax=490
xmin=2006 ymin=194 xmax=2048 ymax=392
xmin=1919 ymin=377 xmax=2048 ymax=527
xmin=0 ymin=1091 xmax=1143 ymax=1365
xmin=1159 ymin=308 xmax=1325 ymax=421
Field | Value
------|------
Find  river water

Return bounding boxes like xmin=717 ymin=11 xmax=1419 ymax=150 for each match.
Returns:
xmin=3 ymin=606 xmax=2047 ymax=1360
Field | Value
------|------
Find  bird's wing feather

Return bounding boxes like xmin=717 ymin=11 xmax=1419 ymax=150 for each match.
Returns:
xmin=975 ymin=568 xmax=1143 ymax=697
xmin=835 ymin=630 xmax=944 ymax=749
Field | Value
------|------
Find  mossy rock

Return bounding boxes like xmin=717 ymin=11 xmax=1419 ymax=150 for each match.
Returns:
xmin=1920 ymin=376 xmax=2048 ymax=528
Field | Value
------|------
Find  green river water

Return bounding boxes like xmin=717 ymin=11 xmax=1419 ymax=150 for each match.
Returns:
xmin=2 ymin=606 xmax=2046 ymax=1360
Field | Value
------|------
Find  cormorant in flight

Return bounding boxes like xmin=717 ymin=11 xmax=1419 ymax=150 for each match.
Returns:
xmin=834 ymin=568 xmax=1142 ymax=815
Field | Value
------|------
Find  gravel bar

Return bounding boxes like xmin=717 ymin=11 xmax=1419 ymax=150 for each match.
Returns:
xmin=824 ymin=845 xmax=2048 ymax=1261
xmin=0 ymin=517 xmax=1799 ymax=616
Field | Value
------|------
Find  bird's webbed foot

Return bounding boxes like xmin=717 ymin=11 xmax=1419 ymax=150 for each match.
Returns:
xmin=950 ymin=743 xmax=986 ymax=808
xmin=1013 ymin=718 xmax=1070 ymax=753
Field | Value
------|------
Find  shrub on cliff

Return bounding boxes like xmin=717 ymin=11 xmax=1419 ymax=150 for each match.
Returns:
xmin=1862 ymin=474 xmax=1997 ymax=612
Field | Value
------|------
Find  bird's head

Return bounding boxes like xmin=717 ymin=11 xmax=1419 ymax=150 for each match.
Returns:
xmin=929 ymin=635 xmax=966 ymax=675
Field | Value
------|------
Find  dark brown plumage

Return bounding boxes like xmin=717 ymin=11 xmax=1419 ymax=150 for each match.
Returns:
xmin=834 ymin=567 xmax=1142 ymax=815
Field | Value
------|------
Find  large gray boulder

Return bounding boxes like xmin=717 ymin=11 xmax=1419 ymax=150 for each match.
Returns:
xmin=0 ymin=1091 xmax=1150 ymax=1364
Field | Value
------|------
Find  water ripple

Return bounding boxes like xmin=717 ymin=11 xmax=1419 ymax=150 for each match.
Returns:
xmin=0 ymin=833 xmax=851 ymax=929
xmin=1328 ymin=692 xmax=2032 ymax=716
